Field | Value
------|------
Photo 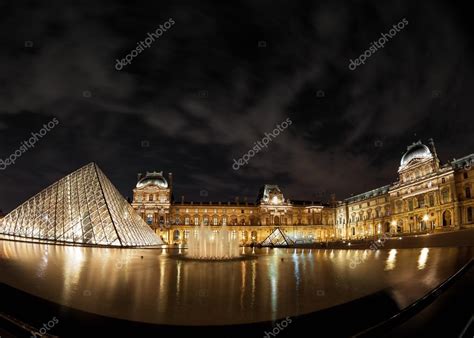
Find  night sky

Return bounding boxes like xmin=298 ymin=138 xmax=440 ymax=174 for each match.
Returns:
xmin=1 ymin=0 xmax=474 ymax=212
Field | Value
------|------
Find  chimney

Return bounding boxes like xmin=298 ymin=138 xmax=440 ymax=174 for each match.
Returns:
xmin=235 ymin=196 xmax=239 ymax=204
xmin=428 ymin=138 xmax=440 ymax=170
xmin=168 ymin=172 xmax=173 ymax=190
xmin=137 ymin=173 xmax=143 ymax=181
xmin=168 ymin=172 xmax=173 ymax=201
xmin=181 ymin=195 xmax=184 ymax=204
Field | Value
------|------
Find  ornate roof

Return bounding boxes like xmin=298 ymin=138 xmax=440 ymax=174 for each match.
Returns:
xmin=136 ymin=171 xmax=168 ymax=189
xmin=400 ymin=141 xmax=433 ymax=167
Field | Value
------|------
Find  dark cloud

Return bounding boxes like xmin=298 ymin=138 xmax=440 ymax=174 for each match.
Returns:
xmin=1 ymin=0 xmax=474 ymax=212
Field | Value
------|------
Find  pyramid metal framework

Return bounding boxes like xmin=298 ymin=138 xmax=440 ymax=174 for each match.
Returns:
xmin=0 ymin=163 xmax=162 ymax=247
xmin=261 ymin=227 xmax=295 ymax=247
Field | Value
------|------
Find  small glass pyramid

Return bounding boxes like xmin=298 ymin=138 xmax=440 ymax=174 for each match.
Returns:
xmin=0 ymin=163 xmax=162 ymax=247
xmin=261 ymin=227 xmax=295 ymax=246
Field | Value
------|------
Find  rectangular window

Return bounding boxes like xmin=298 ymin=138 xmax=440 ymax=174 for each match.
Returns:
xmin=418 ymin=195 xmax=425 ymax=208
xmin=429 ymin=195 xmax=435 ymax=207
xmin=185 ymin=217 xmax=189 ymax=225
xmin=194 ymin=217 xmax=199 ymax=225
xmin=213 ymin=217 xmax=218 ymax=225
xmin=222 ymin=217 xmax=227 ymax=226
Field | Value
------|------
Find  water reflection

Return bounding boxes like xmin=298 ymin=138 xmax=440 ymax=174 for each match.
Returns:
xmin=417 ymin=248 xmax=429 ymax=270
xmin=385 ymin=249 xmax=397 ymax=271
xmin=0 ymin=240 xmax=472 ymax=325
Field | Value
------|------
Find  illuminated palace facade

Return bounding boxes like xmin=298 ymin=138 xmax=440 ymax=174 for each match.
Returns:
xmin=131 ymin=140 xmax=474 ymax=244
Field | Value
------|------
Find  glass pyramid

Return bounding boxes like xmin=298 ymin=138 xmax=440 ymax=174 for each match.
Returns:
xmin=261 ymin=227 xmax=295 ymax=247
xmin=0 ymin=163 xmax=162 ymax=247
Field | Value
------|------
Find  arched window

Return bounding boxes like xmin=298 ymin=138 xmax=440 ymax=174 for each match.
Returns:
xmin=442 ymin=210 xmax=452 ymax=226
xmin=466 ymin=187 xmax=471 ymax=199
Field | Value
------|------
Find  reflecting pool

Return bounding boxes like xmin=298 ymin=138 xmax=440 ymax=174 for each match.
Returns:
xmin=0 ymin=240 xmax=472 ymax=325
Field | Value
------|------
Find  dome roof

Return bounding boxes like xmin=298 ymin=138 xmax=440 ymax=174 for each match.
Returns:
xmin=400 ymin=141 xmax=432 ymax=167
xmin=136 ymin=171 xmax=168 ymax=189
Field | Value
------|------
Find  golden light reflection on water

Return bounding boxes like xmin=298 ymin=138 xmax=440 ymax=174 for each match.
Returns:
xmin=0 ymin=240 xmax=472 ymax=326
xmin=385 ymin=249 xmax=397 ymax=271
xmin=417 ymin=248 xmax=429 ymax=270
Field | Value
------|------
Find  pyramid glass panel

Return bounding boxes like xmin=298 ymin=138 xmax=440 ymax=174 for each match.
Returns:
xmin=0 ymin=163 xmax=162 ymax=247
xmin=261 ymin=227 xmax=295 ymax=246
